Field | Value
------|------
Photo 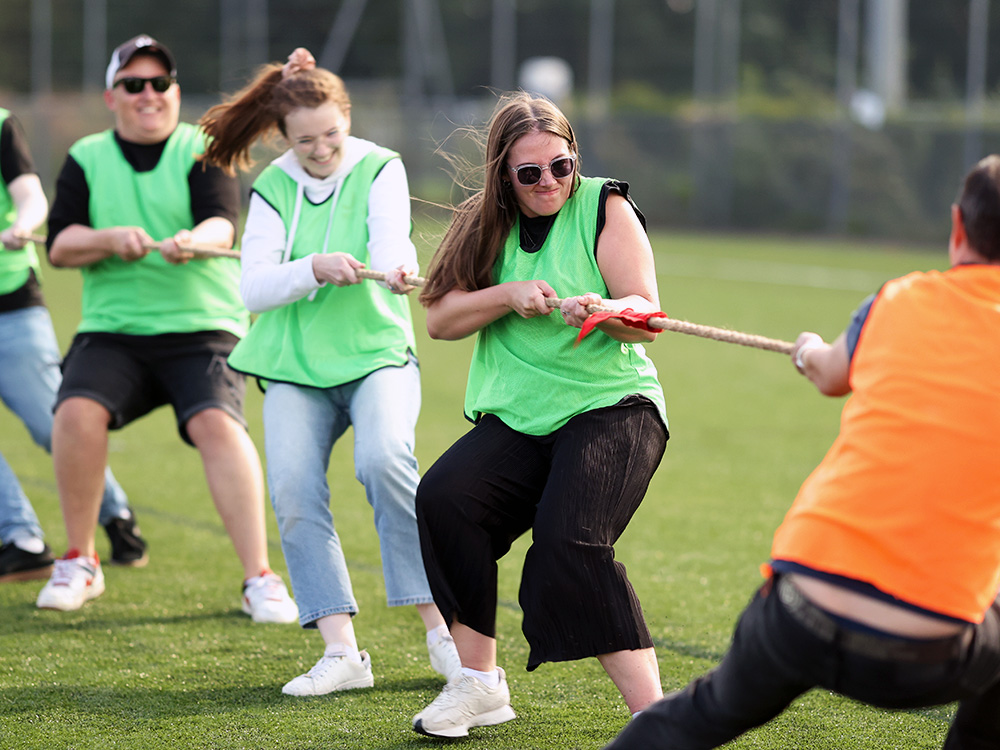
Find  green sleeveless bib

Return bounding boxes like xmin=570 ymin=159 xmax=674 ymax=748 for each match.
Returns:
xmin=465 ymin=177 xmax=667 ymax=435
xmin=0 ymin=108 xmax=41 ymax=296
xmin=228 ymin=148 xmax=417 ymax=387
xmin=70 ymin=123 xmax=247 ymax=336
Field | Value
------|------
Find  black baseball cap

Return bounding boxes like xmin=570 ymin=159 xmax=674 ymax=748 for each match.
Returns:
xmin=105 ymin=34 xmax=177 ymax=90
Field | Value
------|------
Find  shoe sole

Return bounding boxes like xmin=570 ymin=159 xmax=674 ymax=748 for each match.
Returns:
xmin=0 ymin=563 xmax=54 ymax=583
xmin=241 ymin=599 xmax=299 ymax=624
xmin=413 ymin=705 xmax=517 ymax=738
xmin=36 ymin=578 xmax=106 ymax=611
xmin=110 ymin=553 xmax=149 ymax=568
xmin=282 ymin=674 xmax=375 ymax=696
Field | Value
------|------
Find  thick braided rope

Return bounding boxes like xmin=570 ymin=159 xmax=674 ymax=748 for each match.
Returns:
xmin=26 ymin=233 xmax=241 ymax=260
xmin=356 ymin=268 xmax=796 ymax=355
xmin=10 ymin=239 xmax=793 ymax=354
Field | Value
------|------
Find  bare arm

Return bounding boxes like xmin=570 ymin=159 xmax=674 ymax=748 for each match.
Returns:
xmin=159 ymin=216 xmax=236 ymax=264
xmin=0 ymin=174 xmax=48 ymax=249
xmin=560 ymin=193 xmax=660 ymax=343
xmin=51 ymin=216 xmax=235 ymax=268
xmin=792 ymin=331 xmax=851 ymax=396
xmin=49 ymin=224 xmax=153 ymax=267
xmin=425 ymin=279 xmax=558 ymax=341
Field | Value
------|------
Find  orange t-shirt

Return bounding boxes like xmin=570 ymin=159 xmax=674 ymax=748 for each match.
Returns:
xmin=771 ymin=266 xmax=1000 ymax=623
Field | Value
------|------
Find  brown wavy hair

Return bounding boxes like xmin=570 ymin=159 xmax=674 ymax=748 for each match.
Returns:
xmin=419 ymin=92 xmax=579 ymax=307
xmin=199 ymin=65 xmax=351 ymax=175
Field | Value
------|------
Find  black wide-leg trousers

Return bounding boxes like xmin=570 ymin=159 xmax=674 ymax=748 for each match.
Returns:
xmin=416 ymin=396 xmax=668 ymax=670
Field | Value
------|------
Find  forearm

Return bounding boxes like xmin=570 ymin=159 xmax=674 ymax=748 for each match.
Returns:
xmin=793 ymin=331 xmax=851 ymax=396
xmin=426 ymin=286 xmax=516 ymax=340
xmin=366 ymin=159 xmax=418 ymax=279
xmin=240 ymin=254 xmax=321 ymax=313
xmin=592 ymin=293 xmax=660 ymax=344
xmin=188 ymin=216 xmax=236 ymax=248
xmin=48 ymin=225 xmax=119 ymax=267
xmin=8 ymin=175 xmax=48 ymax=234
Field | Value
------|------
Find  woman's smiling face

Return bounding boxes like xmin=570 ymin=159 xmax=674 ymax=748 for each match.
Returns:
xmin=284 ymin=102 xmax=351 ymax=179
xmin=505 ymin=130 xmax=576 ymax=218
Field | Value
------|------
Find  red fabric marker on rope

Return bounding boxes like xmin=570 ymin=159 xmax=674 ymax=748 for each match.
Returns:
xmin=575 ymin=308 xmax=669 ymax=345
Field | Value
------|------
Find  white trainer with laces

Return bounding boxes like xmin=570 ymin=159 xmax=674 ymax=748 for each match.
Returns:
xmin=242 ymin=571 xmax=299 ymax=624
xmin=413 ymin=667 xmax=516 ymax=738
xmin=282 ymin=648 xmax=374 ymax=696
xmin=36 ymin=551 xmax=105 ymax=611
xmin=428 ymin=633 xmax=463 ymax=682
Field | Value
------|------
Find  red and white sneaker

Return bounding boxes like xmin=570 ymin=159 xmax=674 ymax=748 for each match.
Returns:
xmin=241 ymin=570 xmax=298 ymax=624
xmin=36 ymin=550 xmax=105 ymax=611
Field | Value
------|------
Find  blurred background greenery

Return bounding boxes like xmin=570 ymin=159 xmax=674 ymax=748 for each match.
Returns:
xmin=1 ymin=0 xmax=999 ymax=243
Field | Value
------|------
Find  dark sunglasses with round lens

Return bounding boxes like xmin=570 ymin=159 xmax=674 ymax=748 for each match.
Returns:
xmin=114 ymin=75 xmax=175 ymax=94
xmin=508 ymin=155 xmax=576 ymax=186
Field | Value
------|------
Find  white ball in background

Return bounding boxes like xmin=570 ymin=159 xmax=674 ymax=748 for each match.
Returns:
xmin=518 ymin=57 xmax=574 ymax=103
xmin=850 ymin=89 xmax=887 ymax=130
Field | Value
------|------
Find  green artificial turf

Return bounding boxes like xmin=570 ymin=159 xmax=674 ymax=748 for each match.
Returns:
xmin=0 ymin=229 xmax=953 ymax=749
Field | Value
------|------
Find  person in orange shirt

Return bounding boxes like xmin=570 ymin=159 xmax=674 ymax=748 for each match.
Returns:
xmin=605 ymin=155 xmax=1000 ymax=750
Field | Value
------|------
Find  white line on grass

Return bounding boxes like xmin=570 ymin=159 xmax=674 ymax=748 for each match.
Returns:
xmin=663 ymin=254 xmax=895 ymax=292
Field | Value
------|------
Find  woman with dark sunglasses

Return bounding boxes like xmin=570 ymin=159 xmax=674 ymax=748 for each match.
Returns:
xmin=412 ymin=92 xmax=669 ymax=738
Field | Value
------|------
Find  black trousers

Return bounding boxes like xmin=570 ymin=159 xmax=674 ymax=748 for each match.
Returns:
xmin=416 ymin=396 xmax=668 ymax=670
xmin=605 ymin=575 xmax=1000 ymax=749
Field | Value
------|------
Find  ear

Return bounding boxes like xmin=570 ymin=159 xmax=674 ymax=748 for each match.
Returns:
xmin=949 ymin=203 xmax=967 ymax=264
xmin=103 ymin=88 xmax=116 ymax=111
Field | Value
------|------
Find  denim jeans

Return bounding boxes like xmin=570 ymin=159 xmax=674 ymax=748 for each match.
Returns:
xmin=605 ymin=575 xmax=1000 ymax=750
xmin=262 ymin=357 xmax=433 ymax=627
xmin=0 ymin=306 xmax=130 ymax=542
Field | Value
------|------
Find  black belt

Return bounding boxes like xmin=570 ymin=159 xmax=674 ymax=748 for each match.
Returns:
xmin=775 ymin=575 xmax=972 ymax=663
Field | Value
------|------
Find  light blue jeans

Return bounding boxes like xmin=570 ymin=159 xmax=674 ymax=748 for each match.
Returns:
xmin=0 ymin=306 xmax=130 ymax=543
xmin=262 ymin=357 xmax=434 ymax=627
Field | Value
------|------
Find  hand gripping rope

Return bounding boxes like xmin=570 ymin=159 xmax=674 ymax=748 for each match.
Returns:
xmin=26 ymin=234 xmax=241 ymax=260
xmin=355 ymin=268 xmax=796 ymax=355
xmin=16 ymin=235 xmax=794 ymax=355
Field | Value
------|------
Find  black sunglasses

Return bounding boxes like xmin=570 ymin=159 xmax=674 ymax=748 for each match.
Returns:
xmin=113 ymin=75 xmax=175 ymax=94
xmin=508 ymin=155 xmax=576 ymax=186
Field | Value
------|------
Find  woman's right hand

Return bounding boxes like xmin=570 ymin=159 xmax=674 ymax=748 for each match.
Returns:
xmin=505 ymin=280 xmax=557 ymax=319
xmin=312 ymin=252 xmax=364 ymax=286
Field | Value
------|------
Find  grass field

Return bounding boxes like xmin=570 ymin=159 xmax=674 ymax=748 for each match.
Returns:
xmin=0 ymin=229 xmax=954 ymax=749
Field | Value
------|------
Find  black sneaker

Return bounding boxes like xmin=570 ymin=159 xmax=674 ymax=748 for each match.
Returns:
xmin=0 ymin=541 xmax=55 ymax=583
xmin=103 ymin=514 xmax=149 ymax=567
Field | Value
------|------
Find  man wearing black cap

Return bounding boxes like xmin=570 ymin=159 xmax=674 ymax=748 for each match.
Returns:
xmin=37 ymin=35 xmax=298 ymax=624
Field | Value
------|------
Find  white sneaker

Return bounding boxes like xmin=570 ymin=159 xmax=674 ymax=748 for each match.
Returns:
xmin=282 ymin=648 xmax=375 ymax=696
xmin=428 ymin=633 xmax=463 ymax=682
xmin=36 ymin=551 xmax=105 ymax=611
xmin=242 ymin=571 xmax=299 ymax=624
xmin=413 ymin=667 xmax=516 ymax=738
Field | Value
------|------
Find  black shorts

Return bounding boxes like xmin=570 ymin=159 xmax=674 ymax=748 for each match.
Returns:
xmin=57 ymin=330 xmax=247 ymax=445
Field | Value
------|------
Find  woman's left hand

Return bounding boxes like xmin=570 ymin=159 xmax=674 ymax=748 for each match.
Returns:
xmin=384 ymin=265 xmax=416 ymax=295
xmin=559 ymin=292 xmax=603 ymax=328
xmin=159 ymin=229 xmax=195 ymax=265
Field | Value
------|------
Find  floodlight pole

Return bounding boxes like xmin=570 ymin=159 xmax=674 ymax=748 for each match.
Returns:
xmin=82 ymin=0 xmax=106 ymax=91
xmin=588 ymin=0 xmax=614 ymax=120
xmin=491 ymin=0 xmax=516 ymax=92
xmin=964 ymin=0 xmax=989 ymax=170
xmin=30 ymin=0 xmax=52 ymax=186
xmin=828 ymin=0 xmax=860 ymax=233
xmin=319 ymin=0 xmax=369 ymax=73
